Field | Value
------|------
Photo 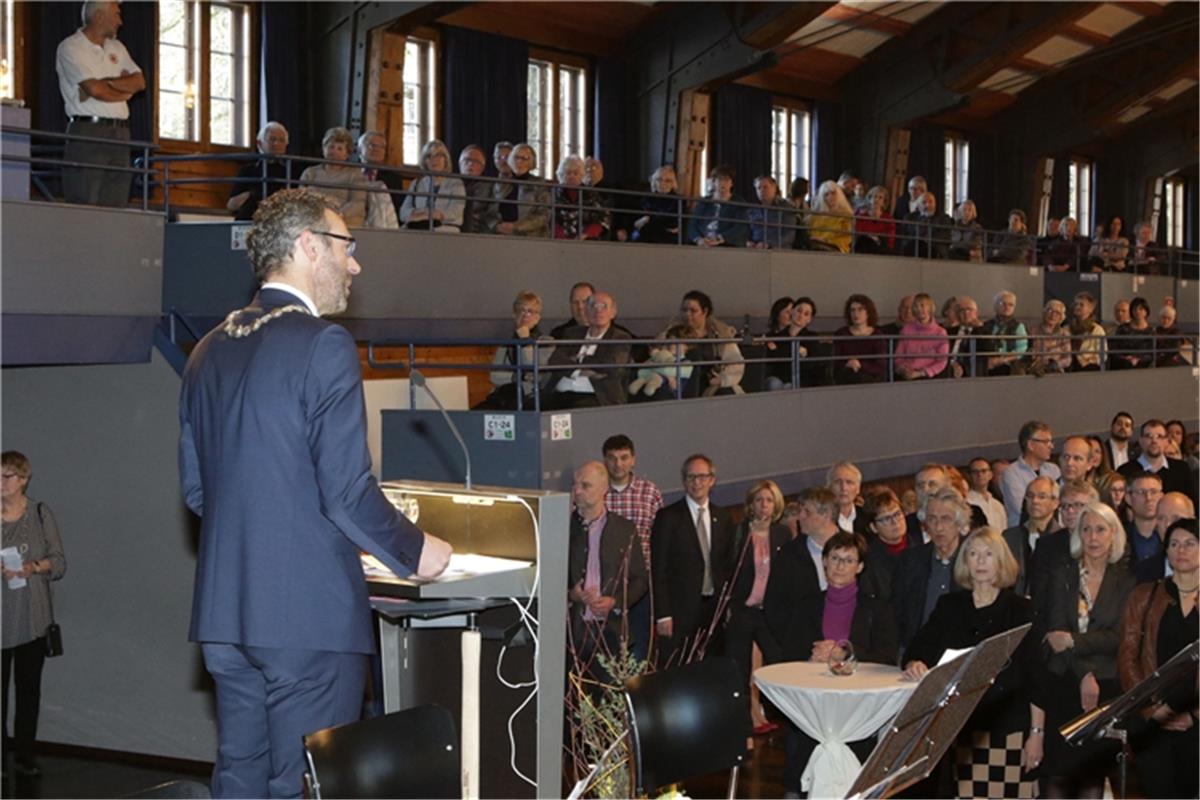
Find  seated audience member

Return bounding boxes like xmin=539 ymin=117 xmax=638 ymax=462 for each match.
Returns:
xmin=949 ymin=199 xmax=984 ymax=262
xmin=1084 ymin=435 xmax=1110 ymax=482
xmin=1002 ymin=476 xmax=1060 ymax=596
xmin=1154 ymin=304 xmax=1184 ymax=367
xmin=458 ymin=144 xmax=499 ymax=234
xmin=940 ymin=296 xmax=959 ymax=331
xmin=808 ymin=180 xmax=854 ymax=253
xmin=1117 ymin=519 xmax=1199 ymax=800
xmin=300 ymin=126 xmax=368 ymax=226
xmin=582 ymin=157 xmax=617 ymax=240
xmin=1001 ymin=420 xmax=1061 ymax=527
xmin=1133 ymin=492 xmax=1195 ymax=583
xmin=837 ymin=171 xmax=860 ymax=205
xmin=902 ymin=191 xmax=951 ymax=259
xmin=552 ymin=154 xmax=607 ymax=240
xmin=833 ymin=294 xmax=888 ymax=384
xmin=1097 ymin=469 xmax=1129 ymax=516
xmin=228 ymin=121 xmax=290 ymax=221
xmin=1026 ymin=479 xmax=1099 ymax=614
xmin=1088 ymin=215 xmax=1130 ymax=271
xmin=1028 ymin=299 xmax=1072 ymax=374
xmin=632 ymin=165 xmax=683 ymax=244
xmin=780 ymin=531 xmax=897 ymax=798
xmin=1044 ymin=216 xmax=1089 ymax=271
xmin=496 ymin=143 xmax=550 ymax=237
xmin=627 ymin=325 xmax=692 ymax=400
xmin=1038 ymin=502 xmax=1134 ymax=799
xmin=688 ymin=165 xmax=747 ymax=247
xmin=1166 ymin=420 xmax=1187 ymax=453
xmin=988 ymin=208 xmax=1033 ymax=264
xmin=491 ymin=140 xmax=518 ymax=223
xmin=477 ymin=290 xmax=553 ymax=410
xmin=1110 ymin=296 xmax=1154 ymax=369
xmin=788 ymin=177 xmax=811 ymax=250
xmin=895 ymin=174 xmax=927 ymax=219
xmin=1120 ymin=418 xmax=1195 ymax=500
xmin=762 ymin=297 xmax=797 ymax=391
xmin=664 ymin=290 xmax=745 ymax=396
xmin=551 ymin=282 xmax=594 ymax=339
xmin=1036 ymin=216 xmax=1061 ymax=262
xmin=746 ymin=175 xmax=793 ymax=249
xmin=790 ymin=296 xmax=827 ymax=387
xmin=725 ymin=481 xmax=790 ymax=732
xmin=946 ymin=295 xmax=983 ymax=377
xmin=357 ymin=130 xmax=404 ymax=222
xmin=1128 ymin=221 xmax=1160 ymax=274
xmin=903 ymin=528 xmax=1043 ymax=800
xmin=398 ymin=139 xmax=465 ymax=232
xmin=1066 ymin=292 xmax=1106 ymax=371
xmin=853 ymin=185 xmax=895 ymax=254
xmin=977 ymin=290 xmax=1028 ymax=376
xmin=828 ymin=462 xmax=871 ymax=537
xmin=878 ymin=294 xmax=914 ymax=338
xmin=544 ymin=291 xmax=632 ymax=408
xmin=568 ymin=461 xmax=647 ymax=684
xmin=966 ymin=458 xmax=1007 ymax=532
xmin=895 ymin=487 xmax=971 ymax=653
xmin=893 ymin=293 xmax=949 ymax=380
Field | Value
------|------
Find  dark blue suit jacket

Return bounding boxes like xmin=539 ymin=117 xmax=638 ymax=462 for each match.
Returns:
xmin=179 ymin=287 xmax=425 ymax=654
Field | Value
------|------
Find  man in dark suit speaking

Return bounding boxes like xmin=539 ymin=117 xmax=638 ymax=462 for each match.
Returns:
xmin=178 ymin=188 xmax=452 ymax=798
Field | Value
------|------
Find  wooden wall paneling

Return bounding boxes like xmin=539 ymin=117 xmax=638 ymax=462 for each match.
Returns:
xmin=675 ymin=89 xmax=708 ymax=198
xmin=884 ymin=126 xmax=911 ymax=212
xmin=1143 ymin=175 xmax=1163 ymax=239
xmin=1032 ymin=157 xmax=1054 ymax=236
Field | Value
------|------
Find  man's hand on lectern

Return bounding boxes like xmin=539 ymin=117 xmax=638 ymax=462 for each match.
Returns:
xmin=416 ymin=533 xmax=453 ymax=578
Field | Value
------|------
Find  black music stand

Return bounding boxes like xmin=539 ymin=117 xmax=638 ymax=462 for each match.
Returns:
xmin=1059 ymin=640 xmax=1199 ymax=799
xmin=846 ymin=623 xmax=1032 ymax=799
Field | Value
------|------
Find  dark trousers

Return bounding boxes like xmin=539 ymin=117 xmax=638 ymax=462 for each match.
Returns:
xmin=1131 ymin=723 xmax=1199 ymax=799
xmin=656 ymin=596 xmax=719 ymax=669
xmin=723 ymin=605 xmax=781 ymax=689
xmin=63 ymin=119 xmax=133 ymax=207
xmin=1 ymin=638 xmax=46 ymax=762
xmin=202 ymin=643 xmax=366 ymax=799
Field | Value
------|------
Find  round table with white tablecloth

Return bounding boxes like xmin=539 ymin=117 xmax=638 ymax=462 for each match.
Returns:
xmin=754 ymin=661 xmax=915 ymax=799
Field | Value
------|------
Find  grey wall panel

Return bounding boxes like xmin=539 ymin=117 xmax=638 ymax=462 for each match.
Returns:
xmin=1 ymin=353 xmax=215 ymax=761
xmin=920 ymin=261 xmax=1045 ymax=318
xmin=161 ymin=222 xmax=257 ymax=317
xmin=1 ymin=201 xmax=164 ymax=315
xmin=380 ymin=368 xmax=1199 ymax=509
xmin=1176 ymin=276 xmax=1198 ymax=326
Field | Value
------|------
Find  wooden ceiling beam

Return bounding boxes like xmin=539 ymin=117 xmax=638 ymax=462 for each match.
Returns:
xmin=820 ymin=4 xmax=913 ymax=38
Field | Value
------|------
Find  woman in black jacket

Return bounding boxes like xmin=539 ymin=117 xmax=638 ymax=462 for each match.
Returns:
xmin=903 ymin=527 xmax=1043 ymax=799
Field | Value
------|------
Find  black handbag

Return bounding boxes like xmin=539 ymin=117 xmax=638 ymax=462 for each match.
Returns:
xmin=35 ymin=503 xmax=63 ymax=658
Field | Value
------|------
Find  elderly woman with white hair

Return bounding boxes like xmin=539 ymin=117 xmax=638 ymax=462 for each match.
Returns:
xmin=903 ymin=527 xmax=1043 ymax=799
xmin=1028 ymin=299 xmax=1072 ymax=374
xmin=1154 ymin=304 xmax=1185 ymax=367
xmin=496 ymin=143 xmax=551 ymax=238
xmin=551 ymin=154 xmax=606 ymax=240
xmin=632 ymin=165 xmax=682 ymax=244
xmin=398 ymin=139 xmax=465 ymax=232
xmin=977 ymin=290 xmax=1029 ymax=375
xmin=300 ymin=126 xmax=369 ymax=226
xmin=808 ymin=180 xmax=854 ymax=253
xmin=1037 ymin=501 xmax=1135 ymax=799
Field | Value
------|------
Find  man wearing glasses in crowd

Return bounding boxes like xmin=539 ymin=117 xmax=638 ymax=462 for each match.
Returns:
xmin=1119 ymin=419 xmax=1195 ymax=500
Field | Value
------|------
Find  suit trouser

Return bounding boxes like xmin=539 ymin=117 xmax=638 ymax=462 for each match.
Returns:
xmin=1 ymin=638 xmax=46 ymax=762
xmin=63 ymin=119 xmax=132 ymax=208
xmin=202 ymin=643 xmax=366 ymax=799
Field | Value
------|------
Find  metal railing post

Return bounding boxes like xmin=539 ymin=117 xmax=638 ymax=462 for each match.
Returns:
xmin=408 ymin=343 xmax=417 ymax=409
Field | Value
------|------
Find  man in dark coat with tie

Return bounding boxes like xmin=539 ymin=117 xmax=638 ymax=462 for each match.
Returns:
xmin=179 ymin=188 xmax=453 ymax=798
xmin=650 ymin=454 xmax=736 ymax=667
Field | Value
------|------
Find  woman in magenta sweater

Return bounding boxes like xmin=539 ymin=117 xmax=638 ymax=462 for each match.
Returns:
xmin=893 ymin=292 xmax=949 ymax=380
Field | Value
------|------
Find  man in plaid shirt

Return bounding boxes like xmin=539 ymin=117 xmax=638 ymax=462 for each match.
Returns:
xmin=602 ymin=434 xmax=662 ymax=659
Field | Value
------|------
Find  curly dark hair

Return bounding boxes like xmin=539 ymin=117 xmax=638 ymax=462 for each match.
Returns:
xmin=843 ymin=294 xmax=878 ymax=326
xmin=246 ymin=188 xmax=339 ymax=282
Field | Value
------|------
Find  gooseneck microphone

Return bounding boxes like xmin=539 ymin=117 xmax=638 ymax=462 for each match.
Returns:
xmin=410 ymin=368 xmax=473 ymax=490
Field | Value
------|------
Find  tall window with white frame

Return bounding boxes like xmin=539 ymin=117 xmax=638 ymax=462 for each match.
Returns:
xmin=1067 ymin=159 xmax=1093 ymax=236
xmin=157 ymin=0 xmax=252 ymax=147
xmin=770 ymin=104 xmax=811 ymax=195
xmin=1164 ymin=177 xmax=1185 ymax=248
xmin=401 ymin=35 xmax=437 ymax=166
xmin=943 ymin=135 xmax=969 ymax=216
xmin=527 ymin=54 xmax=587 ymax=178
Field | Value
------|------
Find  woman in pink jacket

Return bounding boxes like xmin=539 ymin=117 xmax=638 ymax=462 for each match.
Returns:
xmin=893 ymin=293 xmax=949 ymax=379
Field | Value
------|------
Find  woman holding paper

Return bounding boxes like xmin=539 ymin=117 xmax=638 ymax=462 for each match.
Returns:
xmin=902 ymin=527 xmax=1042 ymax=799
xmin=1 ymin=451 xmax=66 ymax=778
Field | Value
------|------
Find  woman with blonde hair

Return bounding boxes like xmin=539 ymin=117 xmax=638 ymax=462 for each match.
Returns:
xmin=808 ymin=180 xmax=854 ymax=253
xmin=399 ymin=139 xmax=465 ymax=232
xmin=496 ymin=143 xmax=551 ymax=237
xmin=903 ymin=527 xmax=1042 ymax=798
xmin=726 ymin=480 xmax=789 ymax=734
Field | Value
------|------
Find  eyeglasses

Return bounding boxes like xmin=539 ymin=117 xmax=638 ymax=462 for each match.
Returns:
xmin=874 ymin=511 xmax=904 ymax=525
xmin=826 ymin=554 xmax=859 ymax=567
xmin=312 ymin=230 xmax=356 ymax=257
xmin=1129 ymin=488 xmax=1162 ymax=497
xmin=684 ymin=473 xmax=714 ymax=482
xmin=1029 ymin=437 xmax=1053 ymax=446
xmin=1061 ymin=501 xmax=1087 ymax=511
